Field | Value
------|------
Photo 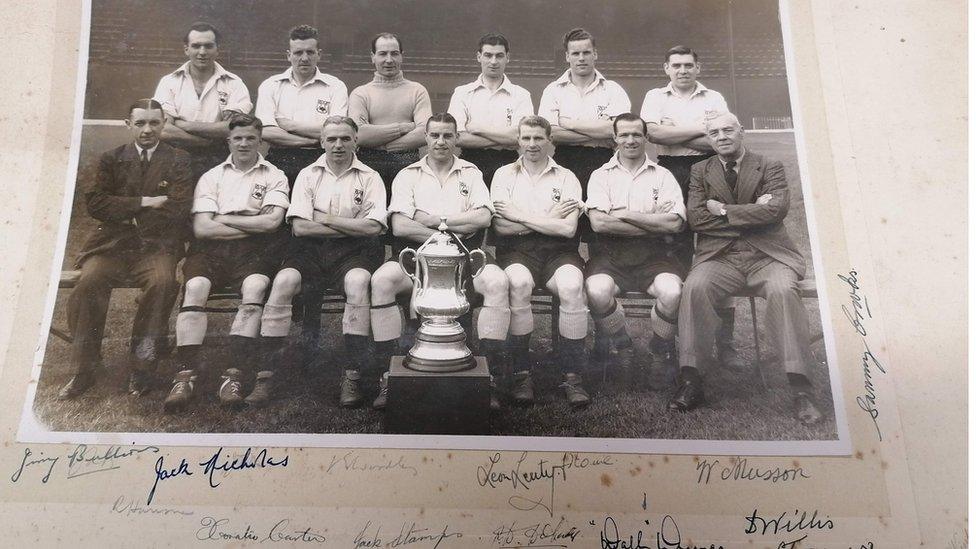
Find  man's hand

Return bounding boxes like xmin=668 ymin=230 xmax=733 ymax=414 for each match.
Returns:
xmin=413 ymin=209 xmax=442 ymax=228
xmin=465 ymin=121 xmax=487 ymax=135
xmin=547 ymin=199 xmax=580 ymax=219
xmin=755 ymin=194 xmax=773 ymax=205
xmin=706 ymin=199 xmax=726 ymax=216
xmin=354 ymin=202 xmax=374 ymax=219
xmin=398 ymin=122 xmax=416 ymax=136
xmin=141 ymin=196 xmax=168 ymax=209
xmin=493 ymin=201 xmax=525 ymax=223
xmin=660 ymin=117 xmax=676 ymax=127
xmin=557 ymin=115 xmax=576 ymax=130
xmin=652 ymin=200 xmax=675 ymax=214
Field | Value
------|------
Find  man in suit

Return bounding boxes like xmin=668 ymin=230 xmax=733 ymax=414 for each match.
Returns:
xmin=59 ymin=99 xmax=193 ymax=399
xmin=672 ymin=111 xmax=823 ymax=425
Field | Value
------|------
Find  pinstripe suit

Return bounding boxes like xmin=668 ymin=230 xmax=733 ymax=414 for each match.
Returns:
xmin=679 ymin=150 xmax=812 ymax=376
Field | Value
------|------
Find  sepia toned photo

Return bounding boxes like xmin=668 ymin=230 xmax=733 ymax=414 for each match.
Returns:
xmin=20 ymin=0 xmax=848 ymax=454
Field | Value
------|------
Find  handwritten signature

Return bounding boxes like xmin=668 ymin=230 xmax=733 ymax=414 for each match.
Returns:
xmin=477 ymin=451 xmax=614 ymax=516
xmin=353 ymin=520 xmax=462 ymax=549
xmin=599 ymin=515 xmax=724 ymax=549
xmin=695 ymin=457 xmax=810 ymax=485
xmin=326 ymin=451 xmax=419 ymax=476
xmin=491 ymin=517 xmax=581 ymax=547
xmin=196 ymin=516 xmax=326 ymax=543
xmin=838 ymin=269 xmax=888 ymax=441
xmin=147 ymin=447 xmax=289 ymax=505
xmin=10 ymin=445 xmax=159 ymax=484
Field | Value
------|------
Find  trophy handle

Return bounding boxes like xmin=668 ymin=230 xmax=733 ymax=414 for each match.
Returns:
xmin=468 ymin=248 xmax=487 ymax=279
xmin=398 ymin=248 xmax=420 ymax=285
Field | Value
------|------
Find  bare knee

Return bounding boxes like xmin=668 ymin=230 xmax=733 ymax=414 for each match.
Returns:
xmin=507 ymin=271 xmax=535 ymax=302
xmin=240 ymin=274 xmax=270 ymax=302
xmin=344 ymin=269 xmax=372 ymax=303
xmin=653 ymin=276 xmax=683 ymax=311
xmin=555 ymin=270 xmax=585 ymax=305
xmin=370 ymin=265 xmax=402 ymax=302
xmin=585 ymin=275 xmax=615 ymax=311
xmin=183 ymin=276 xmax=212 ymax=305
xmin=477 ymin=267 xmax=508 ymax=297
xmin=271 ymin=268 xmax=302 ymax=298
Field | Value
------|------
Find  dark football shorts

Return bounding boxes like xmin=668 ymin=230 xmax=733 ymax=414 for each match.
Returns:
xmin=281 ymin=237 xmax=384 ymax=290
xmin=496 ymin=233 xmax=584 ymax=285
xmin=585 ymin=235 xmax=686 ymax=293
xmin=182 ymin=232 xmax=285 ymax=290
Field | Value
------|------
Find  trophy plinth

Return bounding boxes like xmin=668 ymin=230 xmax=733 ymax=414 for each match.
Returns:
xmin=384 ymin=219 xmax=491 ymax=434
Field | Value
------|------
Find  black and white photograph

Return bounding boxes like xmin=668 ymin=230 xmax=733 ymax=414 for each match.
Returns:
xmin=20 ymin=0 xmax=848 ymax=454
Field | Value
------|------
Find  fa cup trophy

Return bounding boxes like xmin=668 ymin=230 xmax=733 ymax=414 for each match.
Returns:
xmin=397 ymin=219 xmax=486 ymax=372
xmin=385 ymin=218 xmax=492 ymax=434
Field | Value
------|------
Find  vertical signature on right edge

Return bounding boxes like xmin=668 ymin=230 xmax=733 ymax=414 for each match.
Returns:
xmin=838 ymin=269 xmax=887 ymax=441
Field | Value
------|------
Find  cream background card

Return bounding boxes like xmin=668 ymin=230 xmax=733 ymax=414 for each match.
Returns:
xmin=0 ymin=1 xmax=966 ymax=547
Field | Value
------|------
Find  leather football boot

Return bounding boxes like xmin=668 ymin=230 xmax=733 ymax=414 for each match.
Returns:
xmin=218 ymin=368 xmax=245 ymax=409
xmin=163 ymin=370 xmax=197 ymax=413
xmin=58 ymin=372 xmax=95 ymax=400
xmin=793 ymin=391 xmax=824 ymax=426
xmin=372 ymin=373 xmax=389 ymax=410
xmin=560 ymin=373 xmax=591 ymax=408
xmin=510 ymin=371 xmax=535 ymax=405
xmin=339 ymin=370 xmax=364 ymax=408
xmin=244 ymin=370 xmax=274 ymax=407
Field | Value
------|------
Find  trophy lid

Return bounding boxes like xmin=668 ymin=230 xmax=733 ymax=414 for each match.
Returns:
xmin=418 ymin=218 xmax=464 ymax=258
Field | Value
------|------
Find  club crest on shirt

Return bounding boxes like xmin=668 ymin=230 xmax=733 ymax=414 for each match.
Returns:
xmin=551 ymin=187 xmax=561 ymax=202
xmin=251 ymin=184 xmax=266 ymax=201
xmin=459 ymin=182 xmax=470 ymax=196
xmin=505 ymin=108 xmax=513 ymax=125
xmin=354 ymin=188 xmax=364 ymax=205
xmin=652 ymin=188 xmax=659 ymax=201
xmin=316 ymin=99 xmax=331 ymax=114
xmin=596 ymin=104 xmax=609 ymax=119
xmin=217 ymin=90 xmax=229 ymax=106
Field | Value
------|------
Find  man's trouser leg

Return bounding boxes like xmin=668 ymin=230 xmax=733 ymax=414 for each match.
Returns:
xmin=127 ymin=252 xmax=180 ymax=364
xmin=677 ymin=259 xmax=745 ymax=374
xmin=67 ymin=254 xmax=130 ymax=375
xmin=746 ymin=261 xmax=813 ymax=378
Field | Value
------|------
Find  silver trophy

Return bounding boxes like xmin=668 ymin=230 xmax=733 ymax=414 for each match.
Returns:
xmin=398 ymin=218 xmax=486 ymax=372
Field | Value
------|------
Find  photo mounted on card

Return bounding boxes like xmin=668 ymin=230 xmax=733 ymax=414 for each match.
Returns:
xmin=19 ymin=0 xmax=850 ymax=456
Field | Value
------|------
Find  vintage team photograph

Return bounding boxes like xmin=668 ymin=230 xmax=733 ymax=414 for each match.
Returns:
xmin=20 ymin=0 xmax=848 ymax=453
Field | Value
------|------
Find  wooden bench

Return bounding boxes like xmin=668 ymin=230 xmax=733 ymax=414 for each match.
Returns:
xmin=54 ymin=270 xmax=821 ymax=390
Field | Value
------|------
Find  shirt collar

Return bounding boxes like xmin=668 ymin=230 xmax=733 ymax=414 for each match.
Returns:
xmin=474 ymin=74 xmax=516 ymax=94
xmin=311 ymin=153 xmax=373 ymax=176
xmin=513 ymin=156 xmax=560 ymax=177
xmin=412 ymin=155 xmax=473 ymax=177
xmin=173 ymin=60 xmax=231 ymax=79
xmin=221 ymin=153 xmax=272 ymax=174
xmin=554 ymin=68 xmax=608 ymax=92
xmin=277 ymin=67 xmax=332 ymax=87
xmin=607 ymin=152 xmax=657 ymax=175
xmin=134 ymin=142 xmax=160 ymax=159
xmin=664 ymin=81 xmax=709 ymax=97
xmin=718 ymin=148 xmax=747 ymax=170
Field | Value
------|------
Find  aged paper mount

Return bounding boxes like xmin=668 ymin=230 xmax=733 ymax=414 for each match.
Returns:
xmin=0 ymin=0 xmax=967 ymax=547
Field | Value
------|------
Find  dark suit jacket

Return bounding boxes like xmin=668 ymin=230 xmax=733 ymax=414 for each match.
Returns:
xmin=687 ymin=150 xmax=806 ymax=278
xmin=76 ymin=142 xmax=193 ymax=266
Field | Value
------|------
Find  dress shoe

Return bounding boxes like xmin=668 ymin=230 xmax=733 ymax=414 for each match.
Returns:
xmin=560 ymin=373 xmax=591 ymax=408
xmin=163 ymin=370 xmax=197 ymax=413
xmin=510 ymin=371 xmax=535 ymax=405
xmin=58 ymin=373 xmax=95 ymax=400
xmin=668 ymin=378 xmax=705 ymax=412
xmin=127 ymin=370 xmax=152 ymax=396
xmin=372 ymin=373 xmax=389 ymax=410
xmin=244 ymin=370 xmax=274 ymax=407
xmin=794 ymin=391 xmax=824 ymax=425
xmin=218 ymin=368 xmax=245 ymax=409
xmin=339 ymin=370 xmax=364 ymax=408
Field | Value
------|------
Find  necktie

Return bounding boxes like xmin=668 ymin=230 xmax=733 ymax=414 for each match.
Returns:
xmin=140 ymin=149 xmax=149 ymax=175
xmin=724 ymin=160 xmax=738 ymax=194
